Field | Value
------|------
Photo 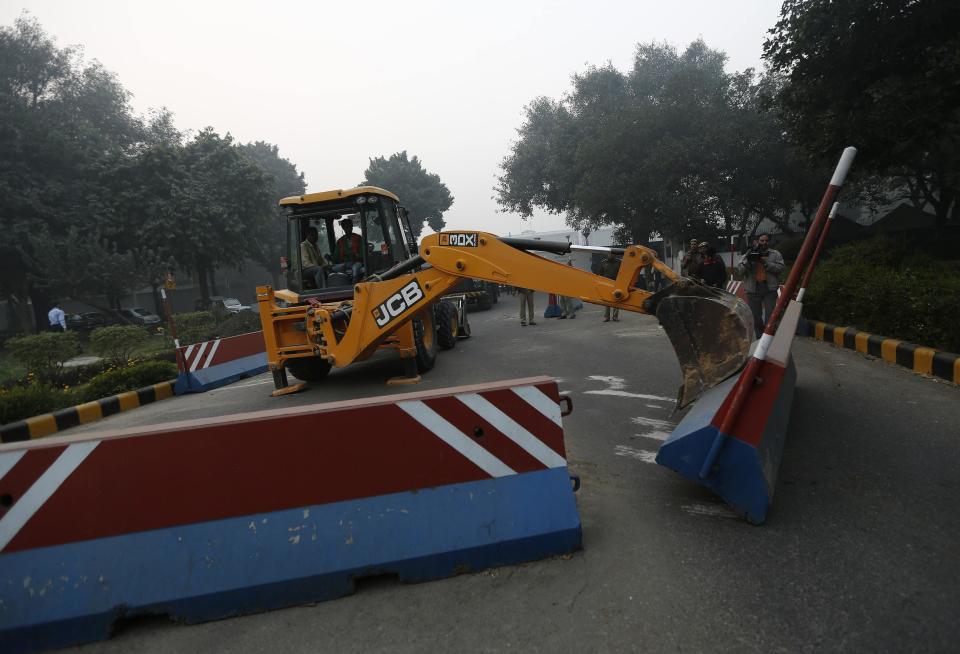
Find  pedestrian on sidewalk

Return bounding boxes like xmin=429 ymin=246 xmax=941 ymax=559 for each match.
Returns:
xmin=48 ymin=302 xmax=67 ymax=332
xmin=518 ymin=288 xmax=536 ymax=326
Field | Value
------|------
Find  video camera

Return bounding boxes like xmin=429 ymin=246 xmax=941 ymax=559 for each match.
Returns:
xmin=746 ymin=248 xmax=767 ymax=263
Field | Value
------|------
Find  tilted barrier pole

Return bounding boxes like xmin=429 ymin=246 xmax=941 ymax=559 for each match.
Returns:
xmin=795 ymin=202 xmax=839 ymax=303
xmin=698 ymin=147 xmax=857 ymax=480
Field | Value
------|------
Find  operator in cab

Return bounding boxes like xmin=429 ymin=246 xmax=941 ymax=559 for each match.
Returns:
xmin=300 ymin=226 xmax=330 ymax=289
xmin=332 ymin=217 xmax=363 ymax=282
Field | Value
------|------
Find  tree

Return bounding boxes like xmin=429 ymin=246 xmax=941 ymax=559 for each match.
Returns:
xmin=239 ymin=141 xmax=307 ymax=287
xmin=763 ymin=0 xmax=960 ymax=235
xmin=361 ymin=151 xmax=454 ymax=239
xmin=0 ymin=14 xmax=144 ymax=329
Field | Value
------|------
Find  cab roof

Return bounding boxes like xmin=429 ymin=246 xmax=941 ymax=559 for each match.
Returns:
xmin=279 ymin=186 xmax=399 ymax=206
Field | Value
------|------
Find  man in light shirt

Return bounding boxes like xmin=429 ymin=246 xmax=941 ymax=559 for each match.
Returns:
xmin=300 ymin=226 xmax=330 ymax=289
xmin=48 ymin=302 xmax=67 ymax=331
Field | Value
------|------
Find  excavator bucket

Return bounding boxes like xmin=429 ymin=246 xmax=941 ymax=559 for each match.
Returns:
xmin=647 ymin=279 xmax=754 ymax=409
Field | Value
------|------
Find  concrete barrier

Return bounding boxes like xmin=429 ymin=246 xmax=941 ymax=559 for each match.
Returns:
xmin=656 ymin=300 xmax=803 ymax=524
xmin=0 ymin=376 xmax=580 ymax=653
xmin=174 ymin=330 xmax=267 ymax=393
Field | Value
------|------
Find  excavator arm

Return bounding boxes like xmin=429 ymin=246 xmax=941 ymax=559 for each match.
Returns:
xmin=257 ymin=231 xmax=753 ymax=407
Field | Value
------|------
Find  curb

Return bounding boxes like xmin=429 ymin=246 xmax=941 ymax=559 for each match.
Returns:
xmin=0 ymin=379 xmax=177 ymax=443
xmin=806 ymin=321 xmax=960 ymax=385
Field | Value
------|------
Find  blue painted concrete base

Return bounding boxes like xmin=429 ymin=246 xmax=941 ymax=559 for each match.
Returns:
xmin=174 ymin=352 xmax=268 ymax=394
xmin=0 ymin=467 xmax=581 ymax=653
xmin=656 ymin=359 xmax=797 ymax=524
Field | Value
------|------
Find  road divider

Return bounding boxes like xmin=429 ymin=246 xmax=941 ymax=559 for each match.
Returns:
xmin=0 ymin=376 xmax=581 ymax=653
xmin=808 ymin=320 xmax=959 ymax=384
xmin=0 ymin=381 xmax=175 ymax=443
xmin=174 ymin=330 xmax=268 ymax=393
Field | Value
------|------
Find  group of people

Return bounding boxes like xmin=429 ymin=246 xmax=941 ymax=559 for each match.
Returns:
xmin=516 ymin=236 xmax=784 ymax=339
xmin=300 ymin=218 xmax=365 ymax=288
xmin=683 ymin=235 xmax=784 ymax=338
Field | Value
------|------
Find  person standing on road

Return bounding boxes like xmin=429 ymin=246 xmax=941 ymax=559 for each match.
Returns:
xmin=737 ymin=234 xmax=784 ymax=338
xmin=600 ymin=253 xmax=620 ymax=322
xmin=48 ymin=302 xmax=67 ymax=332
xmin=681 ymin=238 xmax=702 ymax=278
xmin=559 ymin=260 xmax=579 ymax=319
xmin=519 ymin=288 xmax=536 ymax=326
xmin=698 ymin=243 xmax=727 ymax=288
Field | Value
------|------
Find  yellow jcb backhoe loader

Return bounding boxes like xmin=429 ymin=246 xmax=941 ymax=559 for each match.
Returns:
xmin=257 ymin=186 xmax=754 ymax=407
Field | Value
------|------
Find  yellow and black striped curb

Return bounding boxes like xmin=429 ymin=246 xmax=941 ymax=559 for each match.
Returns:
xmin=809 ymin=321 xmax=959 ymax=384
xmin=0 ymin=380 xmax=176 ymax=443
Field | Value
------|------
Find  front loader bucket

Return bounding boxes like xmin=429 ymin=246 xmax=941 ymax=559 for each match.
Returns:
xmin=647 ymin=280 xmax=754 ymax=408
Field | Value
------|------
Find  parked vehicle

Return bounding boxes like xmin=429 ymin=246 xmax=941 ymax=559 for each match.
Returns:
xmin=118 ymin=307 xmax=162 ymax=328
xmin=64 ymin=311 xmax=115 ymax=332
xmin=195 ymin=296 xmax=252 ymax=316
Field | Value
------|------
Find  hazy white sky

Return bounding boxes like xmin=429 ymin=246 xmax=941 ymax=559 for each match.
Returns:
xmin=1 ymin=0 xmax=782 ymax=235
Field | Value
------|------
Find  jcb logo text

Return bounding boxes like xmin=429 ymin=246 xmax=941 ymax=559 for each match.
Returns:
xmin=439 ymin=233 xmax=478 ymax=247
xmin=372 ymin=280 xmax=425 ymax=328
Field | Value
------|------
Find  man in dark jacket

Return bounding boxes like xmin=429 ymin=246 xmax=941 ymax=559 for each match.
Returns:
xmin=698 ymin=243 xmax=727 ymax=289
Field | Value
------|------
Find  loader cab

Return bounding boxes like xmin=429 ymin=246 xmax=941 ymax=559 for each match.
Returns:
xmin=280 ymin=186 xmax=418 ymax=300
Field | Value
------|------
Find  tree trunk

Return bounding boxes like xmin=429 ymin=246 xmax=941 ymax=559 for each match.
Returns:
xmin=151 ymin=284 xmax=164 ymax=317
xmin=197 ymin=265 xmax=210 ymax=304
xmin=208 ymin=268 xmax=220 ymax=296
xmin=28 ymin=287 xmax=52 ymax=334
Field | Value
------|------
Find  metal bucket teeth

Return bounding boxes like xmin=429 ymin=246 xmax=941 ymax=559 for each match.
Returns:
xmin=647 ymin=280 xmax=754 ymax=408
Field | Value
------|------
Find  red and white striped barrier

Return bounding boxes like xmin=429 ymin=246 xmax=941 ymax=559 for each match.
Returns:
xmin=0 ymin=376 xmax=581 ymax=652
xmin=174 ymin=330 xmax=267 ymax=393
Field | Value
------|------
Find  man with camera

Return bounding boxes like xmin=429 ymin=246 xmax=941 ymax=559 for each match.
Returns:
xmin=737 ymin=234 xmax=785 ymax=338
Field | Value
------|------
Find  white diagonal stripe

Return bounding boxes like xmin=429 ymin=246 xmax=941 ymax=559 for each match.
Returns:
xmin=189 ymin=341 xmax=209 ymax=373
xmin=396 ymin=401 xmax=514 ymax=478
xmin=457 ymin=393 xmax=567 ymax=469
xmin=202 ymin=339 xmax=221 ymax=369
xmin=0 ymin=451 xmax=26 ymax=482
xmin=184 ymin=344 xmax=195 ymax=362
xmin=510 ymin=385 xmax=562 ymax=427
xmin=0 ymin=441 xmax=100 ymax=552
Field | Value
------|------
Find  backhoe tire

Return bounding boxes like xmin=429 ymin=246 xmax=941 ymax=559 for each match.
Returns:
xmin=413 ymin=314 xmax=437 ymax=373
xmin=477 ymin=292 xmax=493 ymax=311
xmin=286 ymin=357 xmax=332 ymax=382
xmin=435 ymin=301 xmax=458 ymax=350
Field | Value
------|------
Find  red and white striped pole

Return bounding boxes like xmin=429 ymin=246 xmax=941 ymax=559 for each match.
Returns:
xmin=796 ymin=202 xmax=839 ymax=303
xmin=699 ymin=147 xmax=857 ymax=480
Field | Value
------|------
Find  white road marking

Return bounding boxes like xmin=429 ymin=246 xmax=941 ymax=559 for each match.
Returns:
xmin=584 ymin=376 xmax=673 ymax=402
xmin=681 ymin=502 xmax=740 ymax=519
xmin=614 ymin=445 xmax=658 ymax=464
xmin=631 ymin=416 xmax=675 ymax=430
xmin=635 ymin=431 xmax=671 ymax=442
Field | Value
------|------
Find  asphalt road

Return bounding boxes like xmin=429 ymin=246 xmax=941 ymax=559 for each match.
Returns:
xmin=64 ymin=294 xmax=960 ymax=653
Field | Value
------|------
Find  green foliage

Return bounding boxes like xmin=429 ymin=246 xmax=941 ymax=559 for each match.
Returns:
xmin=805 ymin=237 xmax=960 ymax=352
xmin=496 ymin=39 xmax=818 ymax=245
xmin=174 ymin=311 xmax=217 ymax=345
xmin=5 ymin=332 xmax=79 ymax=383
xmin=0 ymin=383 xmax=80 ymax=425
xmin=216 ymin=311 xmax=262 ymax=338
xmin=362 ymin=151 xmax=454 ymax=239
xmin=89 ymin=325 xmax=149 ymax=365
xmin=82 ymin=360 xmax=178 ymax=402
xmin=764 ymin=0 xmax=960 ymax=230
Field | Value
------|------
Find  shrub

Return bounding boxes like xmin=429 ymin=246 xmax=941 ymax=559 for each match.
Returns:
xmin=90 ymin=325 xmax=149 ymax=365
xmin=216 ymin=311 xmax=262 ymax=337
xmin=174 ymin=311 xmax=217 ymax=345
xmin=805 ymin=236 xmax=960 ymax=352
xmin=0 ymin=383 xmax=80 ymax=425
xmin=4 ymin=332 xmax=79 ymax=383
xmin=82 ymin=360 xmax=178 ymax=402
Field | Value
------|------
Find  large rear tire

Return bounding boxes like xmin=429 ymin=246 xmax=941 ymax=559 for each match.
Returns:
xmin=477 ymin=291 xmax=493 ymax=310
xmin=435 ymin=301 xmax=458 ymax=350
xmin=413 ymin=314 xmax=437 ymax=372
xmin=286 ymin=357 xmax=332 ymax=382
